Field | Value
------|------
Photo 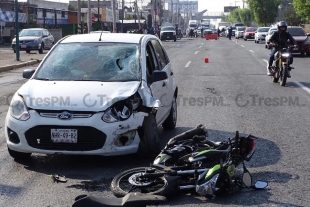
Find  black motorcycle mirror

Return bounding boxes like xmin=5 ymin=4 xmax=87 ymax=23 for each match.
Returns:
xmin=242 ymin=161 xmax=252 ymax=187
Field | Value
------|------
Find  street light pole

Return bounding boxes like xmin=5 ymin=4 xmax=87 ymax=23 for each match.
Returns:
xmin=14 ymin=0 xmax=20 ymax=61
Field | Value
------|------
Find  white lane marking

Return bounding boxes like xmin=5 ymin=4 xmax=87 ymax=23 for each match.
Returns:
xmin=294 ymin=82 xmax=310 ymax=95
xmin=185 ymin=61 xmax=192 ymax=67
xmin=199 ymin=46 xmax=202 ymax=48
xmin=241 ymin=45 xmax=245 ymax=47
xmin=249 ymin=50 xmax=254 ymax=53
xmin=194 ymin=51 xmax=198 ymax=54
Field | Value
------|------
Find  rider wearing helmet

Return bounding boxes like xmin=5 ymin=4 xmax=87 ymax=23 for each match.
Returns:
xmin=267 ymin=21 xmax=297 ymax=77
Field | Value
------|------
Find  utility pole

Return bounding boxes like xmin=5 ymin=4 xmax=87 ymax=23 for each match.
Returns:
xmin=121 ymin=0 xmax=124 ymax=32
xmin=88 ymin=0 xmax=91 ymax=33
xmin=112 ymin=0 xmax=117 ymax=32
xmin=135 ymin=0 xmax=141 ymax=30
xmin=98 ymin=0 xmax=100 ymax=25
xmin=78 ymin=0 xmax=81 ymax=33
xmin=14 ymin=0 xmax=19 ymax=61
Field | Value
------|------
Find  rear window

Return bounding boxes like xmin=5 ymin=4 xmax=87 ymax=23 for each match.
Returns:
xmin=287 ymin=28 xmax=306 ymax=36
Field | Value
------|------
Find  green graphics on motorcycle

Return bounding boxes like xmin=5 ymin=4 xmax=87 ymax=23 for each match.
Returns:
xmin=190 ymin=149 xmax=228 ymax=167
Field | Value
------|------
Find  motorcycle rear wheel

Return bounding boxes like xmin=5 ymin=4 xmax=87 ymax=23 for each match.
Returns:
xmin=280 ymin=65 xmax=288 ymax=86
xmin=111 ymin=167 xmax=168 ymax=198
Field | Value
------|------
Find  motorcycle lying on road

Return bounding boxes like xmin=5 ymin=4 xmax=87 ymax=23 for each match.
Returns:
xmin=267 ymin=42 xmax=297 ymax=86
xmin=110 ymin=125 xmax=268 ymax=199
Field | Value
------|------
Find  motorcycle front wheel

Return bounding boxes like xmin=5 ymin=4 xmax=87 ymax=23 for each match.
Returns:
xmin=111 ymin=167 xmax=168 ymax=198
xmin=280 ymin=64 xmax=288 ymax=86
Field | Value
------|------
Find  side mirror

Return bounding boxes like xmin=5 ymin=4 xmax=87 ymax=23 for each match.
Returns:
xmin=307 ymin=33 xmax=310 ymax=37
xmin=151 ymin=70 xmax=168 ymax=83
xmin=253 ymin=181 xmax=268 ymax=189
xmin=242 ymin=171 xmax=252 ymax=187
xmin=23 ymin=69 xmax=35 ymax=79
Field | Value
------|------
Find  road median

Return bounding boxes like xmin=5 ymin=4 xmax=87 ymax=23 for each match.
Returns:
xmin=0 ymin=59 xmax=41 ymax=73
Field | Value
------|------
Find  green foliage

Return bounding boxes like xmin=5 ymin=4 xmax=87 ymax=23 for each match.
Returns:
xmin=247 ymin=0 xmax=282 ymax=26
xmin=280 ymin=5 xmax=304 ymax=25
xmin=293 ymin=0 xmax=310 ymax=21
xmin=226 ymin=8 xmax=253 ymax=26
xmin=68 ymin=4 xmax=76 ymax=11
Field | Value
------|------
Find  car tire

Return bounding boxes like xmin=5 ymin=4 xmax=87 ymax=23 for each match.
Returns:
xmin=8 ymin=146 xmax=32 ymax=159
xmin=39 ymin=43 xmax=44 ymax=54
xmin=306 ymin=52 xmax=310 ymax=57
xmin=26 ymin=50 xmax=30 ymax=53
xmin=256 ymin=41 xmax=259 ymax=44
xmin=13 ymin=50 xmax=16 ymax=53
xmin=137 ymin=113 xmax=161 ymax=158
xmin=174 ymin=38 xmax=176 ymax=42
xmin=162 ymin=97 xmax=177 ymax=130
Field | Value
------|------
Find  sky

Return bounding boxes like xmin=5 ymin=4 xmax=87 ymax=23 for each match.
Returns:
xmin=18 ymin=0 xmax=246 ymax=13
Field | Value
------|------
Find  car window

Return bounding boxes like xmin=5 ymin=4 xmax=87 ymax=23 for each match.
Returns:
xmin=161 ymin=26 xmax=175 ymax=31
xmin=35 ymin=42 xmax=140 ymax=82
xmin=19 ymin=29 xmax=43 ymax=37
xmin=268 ymin=29 xmax=277 ymax=34
xmin=258 ymin=28 xmax=270 ymax=32
xmin=145 ymin=42 xmax=160 ymax=84
xmin=237 ymin=27 xmax=245 ymax=31
xmin=287 ymin=28 xmax=306 ymax=36
xmin=151 ymin=39 xmax=169 ymax=70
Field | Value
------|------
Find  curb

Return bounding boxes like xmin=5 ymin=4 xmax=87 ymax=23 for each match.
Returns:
xmin=0 ymin=59 xmax=41 ymax=73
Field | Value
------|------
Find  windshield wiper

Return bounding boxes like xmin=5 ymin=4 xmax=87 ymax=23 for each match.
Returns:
xmin=73 ymin=79 xmax=102 ymax=81
xmin=35 ymin=78 xmax=50 ymax=81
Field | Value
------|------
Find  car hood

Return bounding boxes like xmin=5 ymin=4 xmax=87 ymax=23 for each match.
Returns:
xmin=18 ymin=80 xmax=142 ymax=111
xmin=292 ymin=36 xmax=307 ymax=41
xmin=257 ymin=32 xmax=268 ymax=35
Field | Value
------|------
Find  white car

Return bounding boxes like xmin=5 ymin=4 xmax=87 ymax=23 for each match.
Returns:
xmin=5 ymin=33 xmax=178 ymax=160
xmin=265 ymin=27 xmax=277 ymax=48
xmin=254 ymin=27 xmax=270 ymax=43
xmin=90 ymin=30 xmax=111 ymax=33
xmin=235 ymin=26 xmax=246 ymax=39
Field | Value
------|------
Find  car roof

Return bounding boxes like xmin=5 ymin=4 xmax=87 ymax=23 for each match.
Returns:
xmin=60 ymin=33 xmax=146 ymax=44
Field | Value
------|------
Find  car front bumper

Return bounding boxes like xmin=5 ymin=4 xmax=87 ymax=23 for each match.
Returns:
xmin=12 ymin=42 xmax=41 ymax=51
xmin=244 ymin=34 xmax=255 ymax=39
xmin=5 ymin=110 xmax=148 ymax=156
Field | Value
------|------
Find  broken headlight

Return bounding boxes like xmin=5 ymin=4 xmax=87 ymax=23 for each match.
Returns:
xmin=101 ymin=93 xmax=141 ymax=123
xmin=196 ymin=173 xmax=219 ymax=196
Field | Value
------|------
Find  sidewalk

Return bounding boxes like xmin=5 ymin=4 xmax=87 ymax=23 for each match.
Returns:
xmin=0 ymin=47 xmax=45 ymax=73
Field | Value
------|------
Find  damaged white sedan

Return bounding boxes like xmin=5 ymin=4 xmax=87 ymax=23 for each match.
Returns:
xmin=5 ymin=33 xmax=178 ymax=159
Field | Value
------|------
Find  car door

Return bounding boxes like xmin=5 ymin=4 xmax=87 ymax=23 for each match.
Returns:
xmin=150 ymin=39 xmax=172 ymax=119
xmin=44 ymin=30 xmax=51 ymax=48
xmin=145 ymin=41 xmax=166 ymax=124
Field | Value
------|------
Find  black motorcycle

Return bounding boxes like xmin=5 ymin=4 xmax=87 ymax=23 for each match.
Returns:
xmin=267 ymin=42 xmax=297 ymax=86
xmin=110 ymin=128 xmax=267 ymax=199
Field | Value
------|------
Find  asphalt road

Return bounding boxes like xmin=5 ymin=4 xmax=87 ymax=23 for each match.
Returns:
xmin=1 ymin=36 xmax=310 ymax=207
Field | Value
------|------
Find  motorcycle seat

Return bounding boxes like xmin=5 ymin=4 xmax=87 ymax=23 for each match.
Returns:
xmin=72 ymin=193 xmax=167 ymax=207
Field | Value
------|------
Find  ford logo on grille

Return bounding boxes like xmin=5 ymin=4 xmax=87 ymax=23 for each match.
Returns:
xmin=57 ymin=112 xmax=72 ymax=120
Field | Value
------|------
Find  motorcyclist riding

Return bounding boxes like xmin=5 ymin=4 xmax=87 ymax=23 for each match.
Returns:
xmin=267 ymin=21 xmax=297 ymax=77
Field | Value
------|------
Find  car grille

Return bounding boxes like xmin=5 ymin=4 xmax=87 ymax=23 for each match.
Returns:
xmin=21 ymin=40 xmax=33 ymax=43
xmin=36 ymin=109 xmax=94 ymax=118
xmin=25 ymin=125 xmax=106 ymax=151
xmin=162 ymin=32 xmax=174 ymax=36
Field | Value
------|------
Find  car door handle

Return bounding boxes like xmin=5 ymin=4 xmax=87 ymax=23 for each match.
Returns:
xmin=162 ymin=82 xmax=166 ymax=87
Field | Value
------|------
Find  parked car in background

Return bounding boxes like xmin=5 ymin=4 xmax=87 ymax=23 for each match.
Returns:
xmin=11 ymin=28 xmax=54 ymax=54
xmin=160 ymin=26 xmax=177 ymax=41
xmin=235 ymin=26 xmax=246 ymax=39
xmin=243 ymin=27 xmax=257 ymax=41
xmin=254 ymin=27 xmax=270 ymax=43
xmin=5 ymin=33 xmax=178 ymax=160
xmin=286 ymin=26 xmax=310 ymax=56
xmin=265 ymin=27 xmax=277 ymax=49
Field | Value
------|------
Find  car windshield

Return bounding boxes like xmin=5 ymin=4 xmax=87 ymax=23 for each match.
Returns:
xmin=258 ymin=28 xmax=270 ymax=32
xmin=268 ymin=29 xmax=277 ymax=34
xmin=34 ymin=42 xmax=140 ymax=82
xmin=237 ymin=27 xmax=246 ymax=31
xmin=19 ymin=29 xmax=43 ymax=37
xmin=246 ymin=28 xmax=257 ymax=32
xmin=161 ymin=26 xmax=175 ymax=31
xmin=287 ymin=28 xmax=306 ymax=36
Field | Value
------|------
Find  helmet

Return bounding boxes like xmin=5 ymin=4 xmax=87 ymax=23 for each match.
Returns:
xmin=277 ymin=21 xmax=288 ymax=32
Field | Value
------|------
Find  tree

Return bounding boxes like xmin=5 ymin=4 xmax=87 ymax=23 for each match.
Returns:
xmin=226 ymin=8 xmax=253 ymax=26
xmin=293 ymin=0 xmax=310 ymax=21
xmin=68 ymin=4 xmax=76 ymax=11
xmin=81 ymin=0 xmax=88 ymax=8
xmin=280 ymin=5 xmax=304 ymax=25
xmin=247 ymin=0 xmax=282 ymax=26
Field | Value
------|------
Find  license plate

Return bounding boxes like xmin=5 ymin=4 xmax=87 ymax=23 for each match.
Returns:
xmin=51 ymin=129 xmax=77 ymax=143
xmin=293 ymin=48 xmax=298 ymax=50
xmin=21 ymin=45 xmax=26 ymax=48
xmin=167 ymin=36 xmax=170 ymax=38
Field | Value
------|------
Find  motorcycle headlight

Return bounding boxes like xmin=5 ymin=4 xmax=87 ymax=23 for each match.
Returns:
xmin=196 ymin=173 xmax=219 ymax=196
xmin=9 ymin=95 xmax=30 ymax=121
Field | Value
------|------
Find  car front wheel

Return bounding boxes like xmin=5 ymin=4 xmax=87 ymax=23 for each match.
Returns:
xmin=162 ymin=97 xmax=177 ymax=130
xmin=137 ymin=113 xmax=161 ymax=158
xmin=39 ymin=43 xmax=44 ymax=54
